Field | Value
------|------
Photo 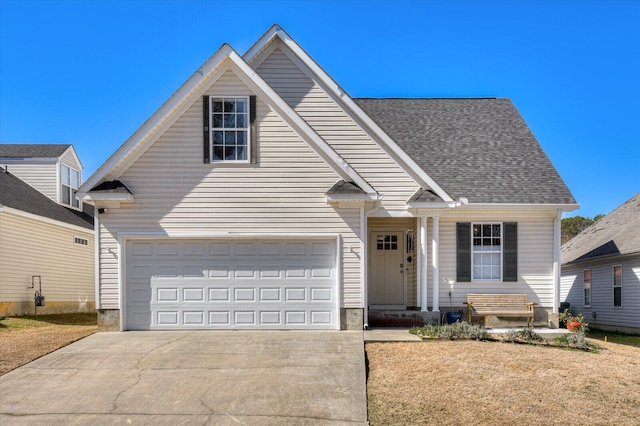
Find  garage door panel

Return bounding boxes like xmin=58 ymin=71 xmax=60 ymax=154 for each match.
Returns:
xmin=126 ymin=239 xmax=338 ymax=330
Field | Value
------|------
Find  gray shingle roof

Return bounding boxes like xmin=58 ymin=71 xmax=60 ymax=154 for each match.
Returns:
xmin=561 ymin=192 xmax=640 ymax=264
xmin=354 ymin=98 xmax=576 ymax=205
xmin=0 ymin=144 xmax=71 ymax=158
xmin=0 ymin=168 xmax=93 ymax=230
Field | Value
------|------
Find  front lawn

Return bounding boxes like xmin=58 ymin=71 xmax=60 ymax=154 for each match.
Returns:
xmin=366 ymin=338 xmax=640 ymax=425
xmin=0 ymin=312 xmax=97 ymax=376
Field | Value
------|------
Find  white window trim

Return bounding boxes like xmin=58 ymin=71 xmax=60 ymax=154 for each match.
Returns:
xmin=209 ymin=96 xmax=251 ymax=163
xmin=613 ymin=264 xmax=622 ymax=308
xmin=61 ymin=164 xmax=81 ymax=209
xmin=583 ymin=269 xmax=591 ymax=307
xmin=471 ymin=222 xmax=503 ymax=282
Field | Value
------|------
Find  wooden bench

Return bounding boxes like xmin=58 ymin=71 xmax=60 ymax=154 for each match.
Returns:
xmin=464 ymin=294 xmax=536 ymax=327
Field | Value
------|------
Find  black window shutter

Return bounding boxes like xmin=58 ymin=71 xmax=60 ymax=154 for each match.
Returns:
xmin=503 ymin=222 xmax=518 ymax=282
xmin=249 ymin=95 xmax=257 ymax=164
xmin=203 ymin=95 xmax=210 ymax=163
xmin=456 ymin=222 xmax=471 ymax=282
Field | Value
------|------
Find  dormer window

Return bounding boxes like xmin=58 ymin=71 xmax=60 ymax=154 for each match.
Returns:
xmin=62 ymin=164 xmax=80 ymax=208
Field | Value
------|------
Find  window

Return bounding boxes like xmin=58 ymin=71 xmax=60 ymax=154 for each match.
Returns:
xmin=210 ymin=97 xmax=249 ymax=162
xmin=62 ymin=165 xmax=80 ymax=208
xmin=613 ymin=265 xmax=622 ymax=307
xmin=377 ymin=235 xmax=398 ymax=251
xmin=472 ymin=223 xmax=502 ymax=281
xmin=74 ymin=237 xmax=88 ymax=246
xmin=456 ymin=222 xmax=517 ymax=282
xmin=583 ymin=269 xmax=591 ymax=307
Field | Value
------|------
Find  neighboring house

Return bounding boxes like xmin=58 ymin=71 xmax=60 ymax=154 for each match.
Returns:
xmin=78 ymin=25 xmax=578 ymax=331
xmin=0 ymin=144 xmax=84 ymax=211
xmin=0 ymin=166 xmax=95 ymax=316
xmin=561 ymin=192 xmax=640 ymax=333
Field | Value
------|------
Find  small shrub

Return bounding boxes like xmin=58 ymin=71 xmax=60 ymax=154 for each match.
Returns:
xmin=411 ymin=321 xmax=489 ymax=340
xmin=502 ymin=327 xmax=543 ymax=343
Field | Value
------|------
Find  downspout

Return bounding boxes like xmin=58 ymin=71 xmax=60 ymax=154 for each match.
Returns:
xmin=553 ymin=209 xmax=562 ymax=316
xmin=362 ymin=198 xmax=382 ymax=329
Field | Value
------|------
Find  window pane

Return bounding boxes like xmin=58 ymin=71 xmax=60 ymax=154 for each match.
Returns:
xmin=236 ymin=99 xmax=247 ymax=112
xmin=71 ymin=169 xmax=80 ymax=188
xmin=62 ymin=166 xmax=71 ymax=185
xmin=237 ymin=113 xmax=247 ymax=128
xmin=236 ymin=131 xmax=247 ymax=146
xmin=493 ymin=238 xmax=500 ymax=246
xmin=614 ymin=287 xmax=622 ymax=307
xmin=213 ymin=146 xmax=223 ymax=161
xmin=224 ymin=101 xmax=235 ymax=113
xmin=71 ymin=189 xmax=79 ymax=207
xmin=224 ymin=113 xmax=236 ymax=128
xmin=613 ymin=266 xmax=622 ymax=286
xmin=236 ymin=145 xmax=247 ymax=161
xmin=491 ymin=253 xmax=500 ymax=266
xmin=473 ymin=238 xmax=481 ymax=247
xmin=224 ymin=146 xmax=236 ymax=161
xmin=483 ymin=225 xmax=491 ymax=237
xmin=225 ymin=131 xmax=236 ymax=145
xmin=62 ymin=185 xmax=70 ymax=204
xmin=213 ymin=131 xmax=224 ymax=145
xmin=377 ymin=243 xmax=383 ymax=250
xmin=212 ymin=101 xmax=223 ymax=112
xmin=213 ymin=113 xmax=223 ymax=128
xmin=493 ymin=224 xmax=501 ymax=237
xmin=491 ymin=267 xmax=500 ymax=279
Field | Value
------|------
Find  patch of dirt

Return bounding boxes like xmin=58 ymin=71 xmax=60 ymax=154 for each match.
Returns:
xmin=366 ymin=340 xmax=640 ymax=426
xmin=0 ymin=314 xmax=97 ymax=376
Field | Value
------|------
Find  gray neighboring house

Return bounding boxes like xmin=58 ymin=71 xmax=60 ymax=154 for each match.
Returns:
xmin=0 ymin=144 xmax=95 ymax=316
xmin=561 ymin=192 xmax=640 ymax=333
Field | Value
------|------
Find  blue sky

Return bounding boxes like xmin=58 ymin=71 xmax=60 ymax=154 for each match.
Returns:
xmin=1 ymin=0 xmax=638 ymax=218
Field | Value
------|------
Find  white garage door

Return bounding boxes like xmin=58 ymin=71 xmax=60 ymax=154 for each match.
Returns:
xmin=124 ymin=239 xmax=338 ymax=330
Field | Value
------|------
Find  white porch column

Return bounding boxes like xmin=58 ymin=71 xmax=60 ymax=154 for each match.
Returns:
xmin=419 ymin=216 xmax=428 ymax=311
xmin=432 ymin=216 xmax=440 ymax=312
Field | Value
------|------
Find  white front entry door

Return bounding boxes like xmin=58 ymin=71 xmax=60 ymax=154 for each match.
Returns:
xmin=370 ymin=232 xmax=405 ymax=306
xmin=124 ymin=238 xmax=338 ymax=330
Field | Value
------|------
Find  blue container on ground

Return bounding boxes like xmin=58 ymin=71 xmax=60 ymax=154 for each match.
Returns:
xmin=446 ymin=312 xmax=463 ymax=324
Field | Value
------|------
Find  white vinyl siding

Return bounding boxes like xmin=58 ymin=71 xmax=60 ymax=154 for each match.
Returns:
xmin=0 ymin=212 xmax=94 ymax=314
xmin=255 ymin=45 xmax=419 ymax=210
xmin=97 ymin=65 xmax=363 ymax=310
xmin=0 ymin=161 xmax=58 ymax=202
xmin=561 ymin=255 xmax=640 ymax=332
xmin=436 ymin=210 xmax=556 ymax=308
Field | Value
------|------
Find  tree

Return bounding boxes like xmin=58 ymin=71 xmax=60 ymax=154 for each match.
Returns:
xmin=561 ymin=215 xmax=603 ymax=244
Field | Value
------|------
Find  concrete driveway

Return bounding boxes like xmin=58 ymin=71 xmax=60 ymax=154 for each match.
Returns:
xmin=0 ymin=331 xmax=367 ymax=425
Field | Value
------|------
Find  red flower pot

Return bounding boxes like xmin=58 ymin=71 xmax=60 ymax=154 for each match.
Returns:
xmin=567 ymin=321 xmax=581 ymax=332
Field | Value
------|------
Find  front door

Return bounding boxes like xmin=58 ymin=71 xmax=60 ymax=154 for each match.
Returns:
xmin=370 ymin=232 xmax=405 ymax=306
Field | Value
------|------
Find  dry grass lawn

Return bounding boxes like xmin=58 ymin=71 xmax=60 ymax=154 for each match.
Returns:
xmin=0 ymin=313 xmax=97 ymax=376
xmin=367 ymin=339 xmax=640 ymax=425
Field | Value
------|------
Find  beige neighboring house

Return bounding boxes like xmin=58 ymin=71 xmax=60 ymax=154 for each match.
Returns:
xmin=79 ymin=25 xmax=578 ymax=332
xmin=0 ymin=144 xmax=95 ymax=316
